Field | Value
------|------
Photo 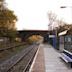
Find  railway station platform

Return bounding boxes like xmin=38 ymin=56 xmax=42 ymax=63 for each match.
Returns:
xmin=29 ymin=44 xmax=72 ymax=72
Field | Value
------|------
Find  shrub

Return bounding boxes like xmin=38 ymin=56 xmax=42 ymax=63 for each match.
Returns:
xmin=27 ymin=35 xmax=44 ymax=44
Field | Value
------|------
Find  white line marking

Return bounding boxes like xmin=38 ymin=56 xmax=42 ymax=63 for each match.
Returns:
xmin=29 ymin=45 xmax=41 ymax=72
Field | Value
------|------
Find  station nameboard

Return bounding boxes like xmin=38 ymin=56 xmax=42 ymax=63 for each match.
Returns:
xmin=49 ymin=35 xmax=55 ymax=38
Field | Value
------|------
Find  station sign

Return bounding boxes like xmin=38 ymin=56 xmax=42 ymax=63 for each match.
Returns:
xmin=49 ymin=35 xmax=55 ymax=38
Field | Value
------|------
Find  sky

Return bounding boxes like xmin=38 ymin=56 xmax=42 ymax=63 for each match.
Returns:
xmin=6 ymin=0 xmax=72 ymax=30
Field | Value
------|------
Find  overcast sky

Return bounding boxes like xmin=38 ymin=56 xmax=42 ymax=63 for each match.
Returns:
xmin=6 ymin=0 xmax=72 ymax=30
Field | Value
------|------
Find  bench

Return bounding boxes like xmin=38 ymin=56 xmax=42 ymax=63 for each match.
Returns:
xmin=60 ymin=53 xmax=72 ymax=68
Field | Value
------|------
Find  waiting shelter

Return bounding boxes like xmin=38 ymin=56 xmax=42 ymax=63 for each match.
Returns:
xmin=58 ymin=29 xmax=72 ymax=67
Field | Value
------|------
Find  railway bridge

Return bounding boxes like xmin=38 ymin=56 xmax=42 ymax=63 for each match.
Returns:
xmin=18 ymin=30 xmax=48 ymax=42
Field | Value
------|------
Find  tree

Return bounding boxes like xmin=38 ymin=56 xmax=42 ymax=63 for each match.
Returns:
xmin=48 ymin=11 xmax=57 ymax=30
xmin=27 ymin=35 xmax=44 ymax=44
xmin=57 ymin=24 xmax=72 ymax=33
xmin=0 ymin=0 xmax=18 ymax=41
xmin=48 ymin=11 xmax=66 ymax=30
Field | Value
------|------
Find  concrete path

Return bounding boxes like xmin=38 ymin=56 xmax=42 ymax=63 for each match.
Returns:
xmin=43 ymin=44 xmax=72 ymax=72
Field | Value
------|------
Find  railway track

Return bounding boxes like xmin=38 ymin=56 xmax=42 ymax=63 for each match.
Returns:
xmin=0 ymin=43 xmax=39 ymax=72
xmin=0 ymin=43 xmax=29 ymax=64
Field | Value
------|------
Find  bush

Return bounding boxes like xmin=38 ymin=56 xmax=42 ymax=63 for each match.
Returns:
xmin=27 ymin=35 xmax=44 ymax=44
xmin=15 ymin=37 xmax=22 ymax=42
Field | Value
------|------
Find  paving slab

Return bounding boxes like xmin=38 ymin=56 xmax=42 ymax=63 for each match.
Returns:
xmin=43 ymin=44 xmax=72 ymax=72
xmin=29 ymin=43 xmax=72 ymax=72
xmin=29 ymin=44 xmax=45 ymax=72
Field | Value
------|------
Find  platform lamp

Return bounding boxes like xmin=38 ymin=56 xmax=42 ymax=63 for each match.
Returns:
xmin=60 ymin=6 xmax=72 ymax=18
xmin=60 ymin=6 xmax=72 ymax=30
